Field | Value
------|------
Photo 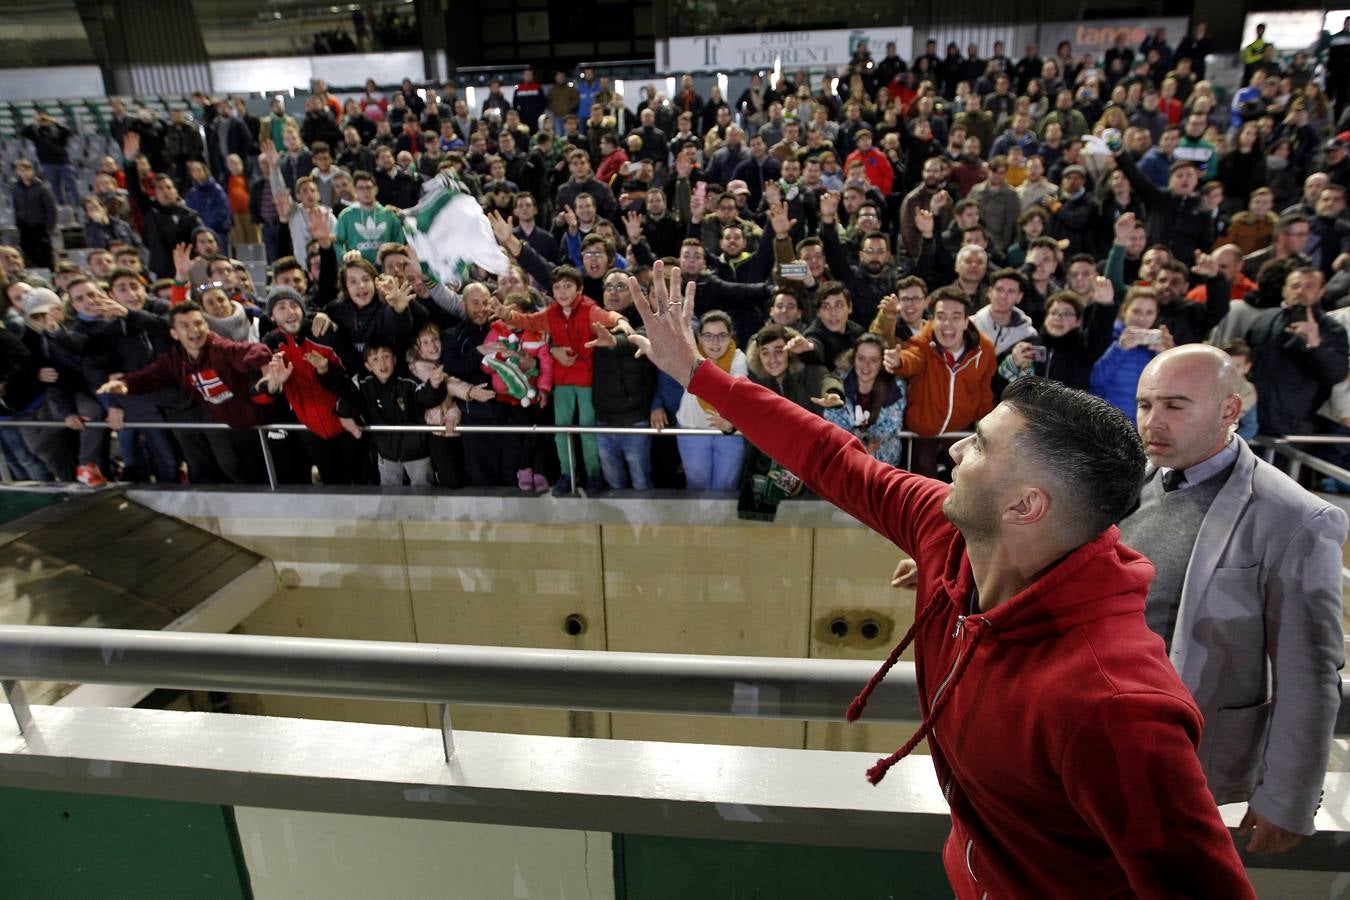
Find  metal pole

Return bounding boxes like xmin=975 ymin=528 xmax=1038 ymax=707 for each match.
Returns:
xmin=2 ymin=680 xmax=32 ymax=736
xmin=439 ymin=703 xmax=456 ymax=761
xmin=566 ymin=434 xmax=577 ymax=495
xmin=257 ymin=430 xmax=278 ymax=491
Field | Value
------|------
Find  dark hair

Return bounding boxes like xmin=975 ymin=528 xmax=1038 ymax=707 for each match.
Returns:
xmin=752 ymin=321 xmax=792 ymax=346
xmin=817 ymin=280 xmax=851 ymax=303
xmin=1046 ymin=290 xmax=1084 ymax=317
xmin=1276 ymin=211 xmax=1308 ymax=233
xmin=895 ymin=275 xmax=927 ymax=294
xmin=989 ymin=268 xmax=1028 ymax=292
xmin=363 ymin=343 xmax=395 ymax=360
xmin=1067 ymin=253 xmax=1096 ymax=270
xmin=930 ymin=285 xmax=971 ymax=312
xmin=1000 ymin=376 xmax=1147 ymax=538
xmin=310 ymin=141 xmax=331 ymax=157
xmin=169 ymin=300 xmax=203 ymax=324
xmin=272 ymin=255 xmax=304 ymax=280
xmin=550 ymin=265 xmax=584 ymax=287
xmin=108 ymin=267 xmax=142 ymax=287
xmin=1221 ymin=338 xmax=1251 ymax=359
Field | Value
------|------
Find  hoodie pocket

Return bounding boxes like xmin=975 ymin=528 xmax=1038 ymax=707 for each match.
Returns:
xmin=1206 ymin=699 xmax=1272 ymax=790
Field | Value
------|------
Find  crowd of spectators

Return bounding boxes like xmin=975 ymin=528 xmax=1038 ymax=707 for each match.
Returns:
xmin=5 ymin=21 xmax=1350 ymax=497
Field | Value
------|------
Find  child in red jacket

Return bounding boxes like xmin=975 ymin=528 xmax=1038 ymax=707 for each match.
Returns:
xmin=495 ymin=266 xmax=625 ymax=496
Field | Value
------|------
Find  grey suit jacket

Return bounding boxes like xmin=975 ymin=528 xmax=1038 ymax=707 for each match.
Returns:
xmin=1166 ymin=438 xmax=1346 ymax=834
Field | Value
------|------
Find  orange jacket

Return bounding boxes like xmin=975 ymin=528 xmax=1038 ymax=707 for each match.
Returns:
xmin=889 ymin=321 xmax=996 ymax=436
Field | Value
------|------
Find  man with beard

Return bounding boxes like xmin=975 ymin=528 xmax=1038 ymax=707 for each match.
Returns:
xmin=625 ymin=262 xmax=1254 ymax=899
xmin=1151 ymin=254 xmax=1230 ymax=346
xmin=815 ymin=193 xmax=904 ymax=328
xmin=899 ymin=157 xmax=954 ymax=258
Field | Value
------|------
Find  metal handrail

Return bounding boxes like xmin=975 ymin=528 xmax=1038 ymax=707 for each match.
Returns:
xmin=1 ymin=626 xmax=1346 ymax=763
xmin=0 ymin=418 xmax=975 ymax=491
xmin=0 ymin=625 xmax=918 ymax=760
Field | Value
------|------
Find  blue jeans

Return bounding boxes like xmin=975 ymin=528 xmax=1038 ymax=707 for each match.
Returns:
xmin=113 ymin=394 xmax=180 ymax=483
xmin=42 ymin=163 xmax=80 ymax=207
xmin=676 ymin=434 xmax=744 ymax=491
xmin=597 ymin=425 xmax=652 ymax=489
xmin=0 ymin=421 xmax=52 ymax=480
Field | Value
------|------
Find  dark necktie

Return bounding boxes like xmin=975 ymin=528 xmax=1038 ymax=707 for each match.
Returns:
xmin=1161 ymin=468 xmax=1187 ymax=492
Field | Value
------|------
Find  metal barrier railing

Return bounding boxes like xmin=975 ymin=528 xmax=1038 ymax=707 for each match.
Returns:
xmin=0 ymin=418 xmax=974 ymax=493
xmin=0 ymin=625 xmax=918 ymax=762
xmin=2 ymin=625 xmax=1346 ymax=763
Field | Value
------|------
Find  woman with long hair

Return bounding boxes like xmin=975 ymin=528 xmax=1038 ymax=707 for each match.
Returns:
xmin=824 ymin=333 xmax=906 ymax=465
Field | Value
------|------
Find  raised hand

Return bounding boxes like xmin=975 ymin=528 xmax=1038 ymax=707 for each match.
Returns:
xmin=915 ymin=207 xmax=935 ymax=239
xmin=689 ymin=190 xmax=706 ymax=220
xmin=1090 ymin=276 xmax=1115 ymax=305
xmin=1191 ymin=249 xmax=1219 ymax=279
xmin=308 ymin=206 xmax=332 ymax=246
xmin=878 ymin=293 xmax=900 ymax=317
xmin=487 ymin=209 xmax=514 ymax=245
xmin=883 ymin=346 xmax=902 ymax=373
xmin=624 ymin=260 xmax=701 ymax=385
xmin=768 ymin=201 xmax=797 ymax=238
xmin=311 ymin=312 xmax=336 ymax=336
xmin=929 ymin=189 xmax=950 ymax=214
xmin=785 ymin=334 xmax=813 ymax=355
xmin=1113 ymin=211 xmax=1136 ymax=245
xmin=562 ymin=205 xmax=579 ymax=233
xmin=1286 ymin=307 xmax=1321 ymax=348
xmin=818 ymin=190 xmax=839 ymax=222
xmin=377 ymin=274 xmax=413 ymax=312
xmin=172 ymin=242 xmax=193 ymax=280
xmin=623 ymin=210 xmax=644 ymax=244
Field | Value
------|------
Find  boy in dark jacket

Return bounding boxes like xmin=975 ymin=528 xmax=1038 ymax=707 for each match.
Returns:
xmin=337 ymin=343 xmax=446 ymax=486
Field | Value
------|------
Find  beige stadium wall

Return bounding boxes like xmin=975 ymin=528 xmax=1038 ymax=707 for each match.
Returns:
xmin=137 ymin=493 xmax=924 ymax=754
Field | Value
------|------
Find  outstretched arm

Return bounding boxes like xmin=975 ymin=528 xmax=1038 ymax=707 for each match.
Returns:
xmin=628 ymin=261 xmax=952 ymax=558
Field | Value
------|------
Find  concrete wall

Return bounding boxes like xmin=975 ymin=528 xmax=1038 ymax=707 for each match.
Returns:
xmin=132 ymin=491 xmax=922 ymax=754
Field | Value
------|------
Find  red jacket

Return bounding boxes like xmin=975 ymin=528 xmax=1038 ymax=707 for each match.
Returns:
xmin=688 ymin=362 xmax=1254 ymax=899
xmin=262 ymin=325 xmax=347 ymax=439
xmin=504 ymin=296 xmax=622 ymax=388
xmin=844 ymin=146 xmax=894 ymax=195
xmin=121 ymin=335 xmax=272 ymax=429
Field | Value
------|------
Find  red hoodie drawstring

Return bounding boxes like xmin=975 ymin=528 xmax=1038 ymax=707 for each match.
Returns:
xmin=848 ymin=605 xmax=990 ymax=786
xmin=846 ymin=595 xmax=945 ymax=723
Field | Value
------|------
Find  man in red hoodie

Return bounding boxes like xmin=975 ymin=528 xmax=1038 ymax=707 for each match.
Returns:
xmin=626 ymin=261 xmax=1254 ymax=898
